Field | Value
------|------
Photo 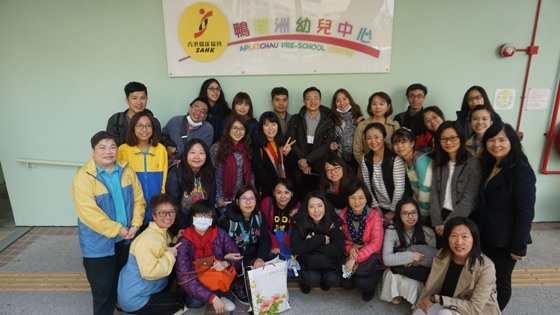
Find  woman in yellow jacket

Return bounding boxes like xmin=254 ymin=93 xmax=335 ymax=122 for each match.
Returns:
xmin=118 ymin=111 xmax=168 ymax=227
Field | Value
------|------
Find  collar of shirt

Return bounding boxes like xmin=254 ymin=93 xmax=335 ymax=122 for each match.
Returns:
xmin=305 ymin=111 xmax=321 ymax=121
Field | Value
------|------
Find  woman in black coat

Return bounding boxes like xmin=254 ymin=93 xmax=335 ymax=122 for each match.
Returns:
xmin=477 ymin=122 xmax=536 ymax=312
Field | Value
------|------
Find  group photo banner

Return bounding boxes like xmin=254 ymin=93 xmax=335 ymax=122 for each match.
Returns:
xmin=162 ymin=0 xmax=394 ymax=77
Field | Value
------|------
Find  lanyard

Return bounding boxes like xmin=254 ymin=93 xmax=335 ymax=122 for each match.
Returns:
xmin=239 ymin=216 xmax=254 ymax=245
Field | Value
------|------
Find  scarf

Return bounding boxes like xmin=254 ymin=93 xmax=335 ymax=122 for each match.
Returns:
xmin=222 ymin=141 xmax=252 ymax=199
xmin=335 ymin=111 xmax=357 ymax=161
xmin=345 ymin=207 xmax=368 ymax=245
xmin=183 ymin=226 xmax=217 ymax=259
xmin=264 ymin=141 xmax=286 ymax=178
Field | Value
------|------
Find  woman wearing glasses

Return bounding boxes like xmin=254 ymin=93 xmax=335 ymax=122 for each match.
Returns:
xmin=218 ymin=185 xmax=272 ymax=305
xmin=176 ymin=199 xmax=242 ymax=313
xmin=318 ymin=154 xmax=357 ymax=214
xmin=210 ymin=115 xmax=254 ymax=216
xmin=118 ymin=194 xmax=186 ymax=315
xmin=199 ymin=78 xmax=231 ymax=143
xmin=166 ymin=139 xmax=215 ymax=232
xmin=456 ymin=86 xmax=502 ymax=139
xmin=118 ymin=111 xmax=168 ymax=228
xmin=430 ymin=121 xmax=481 ymax=243
xmin=380 ymin=197 xmax=436 ymax=306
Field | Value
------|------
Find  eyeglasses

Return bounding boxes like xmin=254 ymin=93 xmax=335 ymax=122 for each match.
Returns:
xmin=231 ymin=126 xmax=246 ymax=133
xmin=156 ymin=210 xmax=176 ymax=217
xmin=400 ymin=211 xmax=418 ymax=218
xmin=207 ymin=87 xmax=221 ymax=92
xmin=135 ymin=124 xmax=153 ymax=130
xmin=193 ymin=213 xmax=212 ymax=218
xmin=191 ymin=105 xmax=208 ymax=115
xmin=439 ymin=136 xmax=460 ymax=143
xmin=468 ymin=95 xmax=483 ymax=102
xmin=240 ymin=196 xmax=256 ymax=203
xmin=325 ymin=166 xmax=342 ymax=174
xmin=407 ymin=94 xmax=425 ymax=99
xmin=305 ymin=97 xmax=321 ymax=101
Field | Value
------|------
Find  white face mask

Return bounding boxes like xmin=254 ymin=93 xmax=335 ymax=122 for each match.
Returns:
xmin=187 ymin=115 xmax=203 ymax=127
xmin=192 ymin=217 xmax=213 ymax=231
xmin=336 ymin=106 xmax=351 ymax=113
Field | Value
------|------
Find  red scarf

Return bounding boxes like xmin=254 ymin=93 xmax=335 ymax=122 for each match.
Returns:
xmin=183 ymin=226 xmax=217 ymax=259
xmin=222 ymin=141 xmax=252 ymax=199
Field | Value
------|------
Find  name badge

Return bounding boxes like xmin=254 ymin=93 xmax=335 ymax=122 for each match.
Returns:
xmin=307 ymin=135 xmax=314 ymax=144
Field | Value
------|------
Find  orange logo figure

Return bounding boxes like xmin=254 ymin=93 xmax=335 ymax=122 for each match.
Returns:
xmin=194 ymin=8 xmax=213 ymax=38
xmin=178 ymin=2 xmax=229 ymax=62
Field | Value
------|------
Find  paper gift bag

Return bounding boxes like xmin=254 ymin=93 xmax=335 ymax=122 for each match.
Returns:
xmin=246 ymin=258 xmax=290 ymax=314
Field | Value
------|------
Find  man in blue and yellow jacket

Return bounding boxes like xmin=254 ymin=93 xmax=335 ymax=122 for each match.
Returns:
xmin=72 ymin=131 xmax=145 ymax=315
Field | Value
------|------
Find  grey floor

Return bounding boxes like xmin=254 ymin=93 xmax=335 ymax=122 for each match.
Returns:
xmin=0 ymin=223 xmax=558 ymax=314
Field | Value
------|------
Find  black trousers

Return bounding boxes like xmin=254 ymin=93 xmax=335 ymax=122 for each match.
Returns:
xmin=83 ymin=240 xmax=129 ymax=315
xmin=482 ymin=244 xmax=517 ymax=311
xmin=131 ymin=291 xmax=184 ymax=315
xmin=300 ymin=268 xmax=341 ymax=288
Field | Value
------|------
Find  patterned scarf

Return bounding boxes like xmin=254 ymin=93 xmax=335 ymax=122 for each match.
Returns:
xmin=345 ymin=207 xmax=368 ymax=245
xmin=264 ymin=141 xmax=286 ymax=178
xmin=222 ymin=141 xmax=252 ymax=198
xmin=335 ymin=111 xmax=357 ymax=161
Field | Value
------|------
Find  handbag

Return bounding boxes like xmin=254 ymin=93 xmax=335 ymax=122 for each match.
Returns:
xmin=390 ymin=265 xmax=431 ymax=282
xmin=177 ymin=256 xmax=236 ymax=292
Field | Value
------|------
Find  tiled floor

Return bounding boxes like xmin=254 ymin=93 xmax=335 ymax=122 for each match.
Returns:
xmin=0 ymin=227 xmax=77 ymax=268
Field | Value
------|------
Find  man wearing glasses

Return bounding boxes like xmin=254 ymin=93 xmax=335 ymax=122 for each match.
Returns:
xmin=72 ymin=131 xmax=146 ymax=315
xmin=285 ymin=87 xmax=334 ymax=199
xmin=161 ymin=97 xmax=214 ymax=163
xmin=394 ymin=83 xmax=430 ymax=148
xmin=106 ymin=81 xmax=162 ymax=145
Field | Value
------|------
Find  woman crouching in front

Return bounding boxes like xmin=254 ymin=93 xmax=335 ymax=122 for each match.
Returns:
xmin=413 ymin=217 xmax=500 ymax=315
xmin=291 ymin=191 xmax=345 ymax=293
xmin=175 ymin=200 xmax=242 ymax=313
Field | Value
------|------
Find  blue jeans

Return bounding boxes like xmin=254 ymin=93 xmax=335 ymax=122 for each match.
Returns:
xmin=185 ymin=290 xmax=223 ymax=309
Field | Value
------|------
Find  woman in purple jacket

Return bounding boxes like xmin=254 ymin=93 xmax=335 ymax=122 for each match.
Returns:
xmin=175 ymin=200 xmax=242 ymax=313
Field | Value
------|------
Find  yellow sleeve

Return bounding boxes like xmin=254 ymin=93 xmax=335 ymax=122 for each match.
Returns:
xmin=160 ymin=144 xmax=168 ymax=193
xmin=71 ymin=168 xmax=122 ymax=238
xmin=126 ymin=167 xmax=146 ymax=227
xmin=133 ymin=231 xmax=176 ymax=280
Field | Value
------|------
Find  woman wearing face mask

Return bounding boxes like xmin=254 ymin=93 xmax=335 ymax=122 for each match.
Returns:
xmin=218 ymin=185 xmax=272 ymax=305
xmin=210 ymin=115 xmax=254 ymax=216
xmin=291 ymin=191 xmax=345 ymax=293
xmin=176 ymin=200 xmax=242 ymax=313
xmin=329 ymin=88 xmax=364 ymax=172
xmin=477 ymin=122 xmax=536 ymax=311
xmin=260 ymin=179 xmax=300 ymax=261
xmin=118 ymin=111 xmax=168 ymax=228
xmin=252 ymin=111 xmax=296 ymax=198
xmin=166 ymin=139 xmax=215 ymax=233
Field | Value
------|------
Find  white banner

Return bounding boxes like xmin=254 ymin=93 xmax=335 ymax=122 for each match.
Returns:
xmin=162 ymin=0 xmax=394 ymax=77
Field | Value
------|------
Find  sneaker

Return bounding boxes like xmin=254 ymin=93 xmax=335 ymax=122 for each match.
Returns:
xmin=300 ymin=282 xmax=311 ymax=294
xmin=172 ymin=305 xmax=189 ymax=315
xmin=220 ymin=297 xmax=236 ymax=312
xmin=391 ymin=296 xmax=403 ymax=305
xmin=362 ymin=288 xmax=376 ymax=302
xmin=231 ymin=284 xmax=250 ymax=305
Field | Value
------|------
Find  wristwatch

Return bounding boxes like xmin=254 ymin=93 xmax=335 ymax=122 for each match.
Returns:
xmin=429 ymin=294 xmax=437 ymax=304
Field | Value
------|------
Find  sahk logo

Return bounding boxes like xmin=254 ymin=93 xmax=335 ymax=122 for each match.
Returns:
xmin=178 ymin=2 xmax=229 ymax=62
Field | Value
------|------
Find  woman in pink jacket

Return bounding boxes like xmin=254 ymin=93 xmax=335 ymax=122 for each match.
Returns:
xmin=339 ymin=180 xmax=384 ymax=301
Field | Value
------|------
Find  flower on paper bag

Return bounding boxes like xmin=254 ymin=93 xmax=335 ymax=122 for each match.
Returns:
xmin=256 ymin=293 xmax=287 ymax=315
xmin=259 ymin=299 xmax=272 ymax=312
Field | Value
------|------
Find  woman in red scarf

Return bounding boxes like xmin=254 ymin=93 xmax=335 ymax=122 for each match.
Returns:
xmin=252 ymin=111 xmax=296 ymax=198
xmin=210 ymin=115 xmax=254 ymax=216
xmin=176 ymin=200 xmax=242 ymax=313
